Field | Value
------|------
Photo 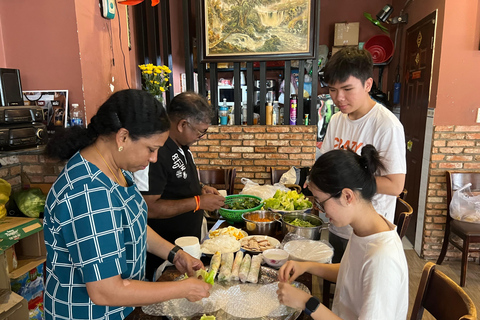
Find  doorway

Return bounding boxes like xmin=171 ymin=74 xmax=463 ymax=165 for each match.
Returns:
xmin=400 ymin=11 xmax=437 ymax=248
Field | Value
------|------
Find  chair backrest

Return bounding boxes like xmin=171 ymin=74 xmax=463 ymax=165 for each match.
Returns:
xmin=411 ymin=262 xmax=477 ymax=320
xmin=394 ymin=196 xmax=413 ymax=239
xmin=270 ymin=167 xmax=288 ymax=185
xmin=198 ymin=168 xmax=236 ymax=195
xmin=446 ymin=171 xmax=480 ymax=223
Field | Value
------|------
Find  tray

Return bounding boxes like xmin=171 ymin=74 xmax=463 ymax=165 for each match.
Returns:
xmin=142 ymin=266 xmax=310 ymax=320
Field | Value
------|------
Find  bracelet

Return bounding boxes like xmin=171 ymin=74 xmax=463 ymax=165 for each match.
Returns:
xmin=199 ymin=182 xmax=205 ymax=188
xmin=194 ymin=195 xmax=201 ymax=212
xmin=168 ymin=245 xmax=182 ymax=264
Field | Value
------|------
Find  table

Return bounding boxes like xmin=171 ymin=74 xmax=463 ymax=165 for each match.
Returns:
xmin=126 ymin=220 xmax=318 ymax=320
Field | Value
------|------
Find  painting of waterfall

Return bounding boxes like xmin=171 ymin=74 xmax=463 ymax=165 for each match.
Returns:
xmin=200 ymin=0 xmax=318 ymax=61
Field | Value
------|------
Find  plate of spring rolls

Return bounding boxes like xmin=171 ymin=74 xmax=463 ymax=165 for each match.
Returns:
xmin=240 ymin=235 xmax=280 ymax=253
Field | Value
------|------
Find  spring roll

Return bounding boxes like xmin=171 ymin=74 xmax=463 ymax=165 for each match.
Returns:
xmin=246 ymin=254 xmax=262 ymax=284
xmin=218 ymin=252 xmax=234 ymax=282
xmin=238 ymin=254 xmax=252 ymax=283
xmin=230 ymin=251 xmax=244 ymax=281
xmin=205 ymin=251 xmax=221 ymax=283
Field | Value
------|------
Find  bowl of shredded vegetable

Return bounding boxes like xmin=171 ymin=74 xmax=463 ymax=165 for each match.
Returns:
xmin=282 ymin=212 xmax=325 ymax=240
xmin=242 ymin=210 xmax=282 ymax=236
xmin=219 ymin=195 xmax=263 ymax=223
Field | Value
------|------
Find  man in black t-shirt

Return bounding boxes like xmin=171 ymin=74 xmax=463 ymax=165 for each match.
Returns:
xmin=134 ymin=92 xmax=225 ymax=280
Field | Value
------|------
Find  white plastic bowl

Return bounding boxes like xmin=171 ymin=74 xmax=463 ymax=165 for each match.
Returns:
xmin=262 ymin=248 xmax=289 ymax=268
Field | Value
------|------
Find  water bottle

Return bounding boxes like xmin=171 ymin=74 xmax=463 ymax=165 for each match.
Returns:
xmin=70 ymin=103 xmax=84 ymax=127
xmin=272 ymin=101 xmax=280 ymax=125
xmin=241 ymin=103 xmax=248 ymax=125
xmin=219 ymin=98 xmax=228 ymax=125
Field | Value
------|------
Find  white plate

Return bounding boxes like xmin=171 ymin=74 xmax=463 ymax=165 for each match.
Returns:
xmin=240 ymin=235 xmax=280 ymax=253
xmin=209 ymin=227 xmax=248 ymax=241
xmin=283 ymin=240 xmax=333 ymax=263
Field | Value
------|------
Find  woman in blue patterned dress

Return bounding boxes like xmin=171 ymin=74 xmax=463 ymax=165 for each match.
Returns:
xmin=43 ymin=89 xmax=211 ymax=320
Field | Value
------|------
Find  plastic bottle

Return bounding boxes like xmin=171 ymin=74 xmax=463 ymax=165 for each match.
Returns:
xmin=272 ymin=101 xmax=279 ymax=125
xmin=228 ymin=105 xmax=234 ymax=125
xmin=241 ymin=103 xmax=248 ymax=125
xmin=70 ymin=103 xmax=84 ymax=127
xmin=289 ymin=95 xmax=297 ymax=125
xmin=219 ymin=98 xmax=228 ymax=125
xmin=266 ymin=102 xmax=273 ymax=125
xmin=279 ymin=104 xmax=284 ymax=125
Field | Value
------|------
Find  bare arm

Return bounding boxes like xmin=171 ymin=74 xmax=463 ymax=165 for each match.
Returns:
xmin=278 ymin=261 xmax=340 ymax=283
xmin=143 ymin=193 xmax=225 ymax=219
xmin=86 ymin=274 xmax=211 ymax=307
xmin=375 ymin=173 xmax=405 ymax=197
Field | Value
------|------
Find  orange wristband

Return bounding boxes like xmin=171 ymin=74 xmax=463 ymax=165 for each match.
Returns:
xmin=194 ymin=195 xmax=200 ymax=212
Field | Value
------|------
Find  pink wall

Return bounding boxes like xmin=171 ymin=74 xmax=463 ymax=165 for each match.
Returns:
xmin=0 ymin=0 xmax=83 ymax=108
xmin=74 ymin=1 xmax=134 ymax=122
xmin=435 ymin=0 xmax=480 ymax=125
xmin=0 ymin=17 xmax=6 ymax=67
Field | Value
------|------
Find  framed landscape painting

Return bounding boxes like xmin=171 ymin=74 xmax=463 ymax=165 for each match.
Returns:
xmin=199 ymin=0 xmax=318 ymax=62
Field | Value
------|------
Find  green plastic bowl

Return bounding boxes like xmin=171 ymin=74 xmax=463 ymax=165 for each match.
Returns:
xmin=219 ymin=194 xmax=263 ymax=223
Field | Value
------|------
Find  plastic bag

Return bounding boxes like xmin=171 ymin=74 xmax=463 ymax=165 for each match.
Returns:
xmin=13 ymin=188 xmax=46 ymax=218
xmin=239 ymin=178 xmax=290 ymax=200
xmin=0 ymin=179 xmax=11 ymax=219
xmin=279 ymin=167 xmax=300 ymax=185
xmin=450 ymin=183 xmax=480 ymax=223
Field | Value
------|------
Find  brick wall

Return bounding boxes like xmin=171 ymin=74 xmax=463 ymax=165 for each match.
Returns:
xmin=0 ymin=153 xmax=65 ymax=191
xmin=190 ymin=125 xmax=317 ymax=193
xmin=423 ymin=125 xmax=480 ymax=261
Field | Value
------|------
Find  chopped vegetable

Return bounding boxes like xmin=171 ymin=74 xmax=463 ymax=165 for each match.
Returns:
xmin=224 ymin=197 xmax=261 ymax=210
xmin=264 ymin=190 xmax=312 ymax=211
xmin=287 ymin=218 xmax=316 ymax=227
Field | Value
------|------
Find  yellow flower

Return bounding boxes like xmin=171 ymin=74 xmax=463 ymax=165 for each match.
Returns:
xmin=139 ymin=63 xmax=171 ymax=99
xmin=160 ymin=87 xmax=165 ymax=92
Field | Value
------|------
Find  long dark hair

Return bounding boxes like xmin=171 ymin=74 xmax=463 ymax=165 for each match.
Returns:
xmin=309 ymin=145 xmax=385 ymax=201
xmin=46 ymin=89 xmax=170 ymax=160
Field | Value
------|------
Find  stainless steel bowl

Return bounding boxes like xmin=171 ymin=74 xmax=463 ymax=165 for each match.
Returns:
xmin=282 ymin=212 xmax=325 ymax=240
xmin=242 ymin=211 xmax=282 ymax=236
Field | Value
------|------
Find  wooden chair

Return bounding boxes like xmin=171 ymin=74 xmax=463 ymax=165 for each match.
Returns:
xmin=436 ymin=171 xmax=480 ymax=287
xmin=198 ymin=168 xmax=236 ymax=195
xmin=395 ymin=196 xmax=413 ymax=239
xmin=411 ymin=262 xmax=477 ymax=320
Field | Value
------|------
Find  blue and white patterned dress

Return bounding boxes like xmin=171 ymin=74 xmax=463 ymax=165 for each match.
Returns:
xmin=43 ymin=152 xmax=147 ymax=320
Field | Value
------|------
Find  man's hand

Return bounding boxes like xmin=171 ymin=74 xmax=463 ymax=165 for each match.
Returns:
xmin=202 ymin=185 xmax=220 ymax=195
xmin=199 ymin=194 xmax=225 ymax=211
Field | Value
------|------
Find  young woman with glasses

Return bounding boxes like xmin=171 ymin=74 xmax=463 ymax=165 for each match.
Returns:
xmin=277 ymin=145 xmax=408 ymax=320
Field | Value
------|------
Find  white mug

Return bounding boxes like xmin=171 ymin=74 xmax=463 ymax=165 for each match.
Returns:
xmin=175 ymin=236 xmax=201 ymax=259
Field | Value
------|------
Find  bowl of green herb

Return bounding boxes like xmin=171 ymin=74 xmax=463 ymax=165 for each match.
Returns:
xmin=219 ymin=194 xmax=263 ymax=223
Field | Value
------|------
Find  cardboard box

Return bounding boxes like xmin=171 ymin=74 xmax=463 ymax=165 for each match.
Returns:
xmin=0 ymin=217 xmax=44 ymax=254
xmin=10 ymin=264 xmax=44 ymax=320
xmin=334 ymin=22 xmax=360 ymax=46
xmin=0 ymin=289 xmax=29 ymax=320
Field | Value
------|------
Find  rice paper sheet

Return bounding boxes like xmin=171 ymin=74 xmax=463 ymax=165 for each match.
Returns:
xmin=230 ymin=251 xmax=244 ymax=281
xmin=238 ymin=254 xmax=251 ymax=283
xmin=142 ymin=266 xmax=310 ymax=320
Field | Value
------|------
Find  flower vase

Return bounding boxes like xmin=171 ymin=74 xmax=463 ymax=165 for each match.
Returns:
xmin=154 ymin=95 xmax=165 ymax=107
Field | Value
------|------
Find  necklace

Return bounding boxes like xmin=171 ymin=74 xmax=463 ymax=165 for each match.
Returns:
xmin=94 ymin=145 xmax=128 ymax=187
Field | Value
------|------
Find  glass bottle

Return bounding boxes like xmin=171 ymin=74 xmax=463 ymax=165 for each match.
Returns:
xmin=241 ymin=103 xmax=248 ymax=125
xmin=272 ymin=101 xmax=280 ymax=125
xmin=266 ymin=101 xmax=273 ymax=125
xmin=70 ymin=103 xmax=84 ymax=127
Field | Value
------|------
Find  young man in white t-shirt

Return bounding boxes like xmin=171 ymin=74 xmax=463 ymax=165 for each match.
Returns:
xmin=319 ymin=47 xmax=407 ymax=262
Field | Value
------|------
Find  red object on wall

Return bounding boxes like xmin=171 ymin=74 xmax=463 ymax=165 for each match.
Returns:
xmin=118 ymin=0 xmax=159 ymax=6
xmin=364 ymin=35 xmax=394 ymax=63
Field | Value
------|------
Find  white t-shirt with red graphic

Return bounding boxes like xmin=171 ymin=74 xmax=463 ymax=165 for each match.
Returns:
xmin=319 ymin=102 xmax=406 ymax=239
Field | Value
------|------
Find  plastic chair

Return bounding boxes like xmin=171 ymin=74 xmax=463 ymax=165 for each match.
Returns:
xmin=198 ymin=168 xmax=236 ymax=195
xmin=410 ymin=262 xmax=477 ymax=320
xmin=395 ymin=196 xmax=413 ymax=239
xmin=436 ymin=171 xmax=480 ymax=287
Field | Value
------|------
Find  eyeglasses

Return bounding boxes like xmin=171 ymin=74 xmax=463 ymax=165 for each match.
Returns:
xmin=186 ymin=121 xmax=208 ymax=138
xmin=314 ymin=190 xmax=342 ymax=213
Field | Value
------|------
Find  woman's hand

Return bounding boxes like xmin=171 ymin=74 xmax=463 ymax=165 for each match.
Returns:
xmin=278 ymin=260 xmax=307 ymax=283
xmin=173 ymin=250 xmax=204 ymax=276
xmin=180 ymin=277 xmax=212 ymax=302
xmin=277 ymin=282 xmax=311 ymax=310
xmin=199 ymin=194 xmax=225 ymax=211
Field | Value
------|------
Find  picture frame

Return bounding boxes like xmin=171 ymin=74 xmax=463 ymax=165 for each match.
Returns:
xmin=199 ymin=0 xmax=318 ymax=62
xmin=22 ymin=90 xmax=69 ymax=134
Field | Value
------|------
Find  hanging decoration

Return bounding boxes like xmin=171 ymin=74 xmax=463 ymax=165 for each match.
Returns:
xmin=118 ymin=0 xmax=159 ymax=6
